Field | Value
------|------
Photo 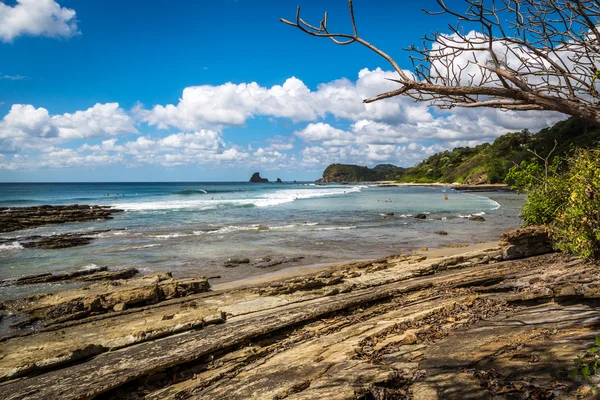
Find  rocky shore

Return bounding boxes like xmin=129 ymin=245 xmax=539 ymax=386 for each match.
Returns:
xmin=0 ymin=226 xmax=598 ymax=398
xmin=0 ymin=204 xmax=123 ymax=233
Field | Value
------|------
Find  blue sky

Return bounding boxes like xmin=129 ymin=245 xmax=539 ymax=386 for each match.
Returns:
xmin=0 ymin=0 xmax=564 ymax=182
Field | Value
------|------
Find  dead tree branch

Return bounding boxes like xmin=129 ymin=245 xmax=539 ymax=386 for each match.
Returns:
xmin=281 ymin=0 xmax=600 ymax=126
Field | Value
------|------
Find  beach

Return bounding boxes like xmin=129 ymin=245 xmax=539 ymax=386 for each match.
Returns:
xmin=0 ymin=182 xmax=524 ymax=301
xmin=1 ymin=224 xmax=599 ymax=398
xmin=4 ymin=183 xmax=599 ymax=398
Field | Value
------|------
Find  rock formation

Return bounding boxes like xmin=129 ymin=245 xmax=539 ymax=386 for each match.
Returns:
xmin=0 ymin=205 xmax=122 ymax=233
xmin=1 ymin=228 xmax=598 ymax=399
xmin=276 ymin=178 xmax=283 ymax=183
xmin=0 ymin=229 xmax=114 ymax=250
xmin=249 ymin=172 xmax=268 ymax=183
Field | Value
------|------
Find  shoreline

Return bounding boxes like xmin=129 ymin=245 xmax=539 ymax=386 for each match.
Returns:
xmin=213 ymin=240 xmax=499 ymax=291
xmin=2 ymin=227 xmax=599 ymax=398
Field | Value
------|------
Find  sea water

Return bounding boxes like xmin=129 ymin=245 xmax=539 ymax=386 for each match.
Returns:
xmin=0 ymin=182 xmax=524 ymax=299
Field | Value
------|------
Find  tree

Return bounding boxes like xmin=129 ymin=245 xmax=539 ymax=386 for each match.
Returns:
xmin=281 ymin=0 xmax=600 ymax=125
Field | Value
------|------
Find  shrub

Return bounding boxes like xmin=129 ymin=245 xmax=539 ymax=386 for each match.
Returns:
xmin=505 ymin=157 xmax=568 ymax=226
xmin=550 ymin=149 xmax=600 ymax=258
xmin=506 ymin=148 xmax=600 ymax=258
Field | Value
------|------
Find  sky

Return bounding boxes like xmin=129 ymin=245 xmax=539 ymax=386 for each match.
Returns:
xmin=0 ymin=0 xmax=566 ymax=182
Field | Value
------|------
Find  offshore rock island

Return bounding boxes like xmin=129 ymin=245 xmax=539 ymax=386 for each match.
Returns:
xmin=249 ymin=172 xmax=269 ymax=182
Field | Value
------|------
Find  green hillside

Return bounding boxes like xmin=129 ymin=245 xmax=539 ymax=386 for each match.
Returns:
xmin=316 ymin=118 xmax=600 ymax=184
xmin=317 ymin=163 xmax=406 ymax=182
xmin=398 ymin=118 xmax=600 ymax=184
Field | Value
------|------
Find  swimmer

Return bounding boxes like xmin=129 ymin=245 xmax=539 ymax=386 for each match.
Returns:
xmin=444 ymin=194 xmax=449 ymax=200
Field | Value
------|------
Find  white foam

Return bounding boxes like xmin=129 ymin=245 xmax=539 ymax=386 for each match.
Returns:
xmin=0 ymin=242 xmax=23 ymax=252
xmin=119 ymin=244 xmax=162 ymax=251
xmin=312 ymin=226 xmax=357 ymax=231
xmin=80 ymin=263 xmax=100 ymax=270
xmin=121 ymin=186 xmax=364 ymax=212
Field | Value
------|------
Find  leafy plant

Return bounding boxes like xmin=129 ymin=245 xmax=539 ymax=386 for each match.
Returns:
xmin=550 ymin=149 xmax=600 ymax=258
xmin=506 ymin=148 xmax=600 ymax=258
xmin=569 ymin=336 xmax=600 ymax=393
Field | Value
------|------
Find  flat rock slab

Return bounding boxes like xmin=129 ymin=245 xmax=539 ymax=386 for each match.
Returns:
xmin=0 ymin=245 xmax=598 ymax=399
xmin=0 ymin=204 xmax=123 ymax=233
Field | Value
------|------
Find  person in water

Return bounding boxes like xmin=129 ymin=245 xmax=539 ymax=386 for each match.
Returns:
xmin=444 ymin=194 xmax=449 ymax=200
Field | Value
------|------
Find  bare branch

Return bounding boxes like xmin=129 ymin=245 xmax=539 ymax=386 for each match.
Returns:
xmin=281 ymin=0 xmax=600 ymax=126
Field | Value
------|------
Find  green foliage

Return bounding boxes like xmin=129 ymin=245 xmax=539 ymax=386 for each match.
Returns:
xmin=505 ymin=157 xmax=568 ymax=226
xmin=397 ymin=117 xmax=600 ymax=184
xmin=569 ymin=336 xmax=600 ymax=394
xmin=550 ymin=149 xmax=600 ymax=258
xmin=319 ymin=163 xmax=405 ymax=182
xmin=506 ymin=148 xmax=600 ymax=258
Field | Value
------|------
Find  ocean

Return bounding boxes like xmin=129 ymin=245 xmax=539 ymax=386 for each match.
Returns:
xmin=0 ymin=182 xmax=524 ymax=299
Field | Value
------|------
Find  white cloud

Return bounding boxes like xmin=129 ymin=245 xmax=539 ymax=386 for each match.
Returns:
xmin=295 ymin=123 xmax=354 ymax=147
xmin=0 ymin=103 xmax=137 ymax=152
xmin=0 ymin=67 xmax=567 ymax=173
xmin=0 ymin=0 xmax=79 ymax=43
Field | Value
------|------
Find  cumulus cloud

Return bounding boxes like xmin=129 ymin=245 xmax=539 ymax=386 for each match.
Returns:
xmin=0 ymin=103 xmax=137 ymax=152
xmin=0 ymin=0 xmax=79 ymax=43
xmin=136 ymin=68 xmax=437 ymax=131
xmin=0 ymin=67 xmax=567 ymax=172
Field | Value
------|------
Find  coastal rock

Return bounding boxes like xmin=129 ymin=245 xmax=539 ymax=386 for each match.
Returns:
xmin=414 ymin=213 xmax=427 ymax=219
xmin=1 ymin=229 xmax=114 ymax=250
xmin=276 ymin=178 xmax=283 ymax=183
xmin=1 ymin=250 xmax=600 ymax=399
xmin=0 ymin=205 xmax=123 ymax=233
xmin=500 ymin=226 xmax=553 ymax=260
xmin=223 ymin=258 xmax=251 ymax=268
xmin=469 ymin=215 xmax=486 ymax=221
xmin=249 ymin=172 xmax=268 ymax=183
xmin=253 ymin=256 xmax=305 ymax=269
xmin=0 ymin=273 xmax=210 ymax=325
xmin=434 ymin=231 xmax=448 ymax=235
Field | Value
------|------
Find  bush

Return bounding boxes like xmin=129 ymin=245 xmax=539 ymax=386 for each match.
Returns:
xmin=506 ymin=148 xmax=600 ymax=258
xmin=505 ymin=156 xmax=568 ymax=226
xmin=550 ymin=149 xmax=600 ymax=258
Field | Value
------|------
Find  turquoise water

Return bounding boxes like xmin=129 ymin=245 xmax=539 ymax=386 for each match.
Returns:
xmin=0 ymin=182 xmax=524 ymax=299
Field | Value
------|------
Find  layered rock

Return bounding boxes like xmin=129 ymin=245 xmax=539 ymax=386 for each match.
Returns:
xmin=0 ymin=266 xmax=137 ymax=286
xmin=0 ymin=229 xmax=114 ymax=250
xmin=500 ymin=225 xmax=553 ymax=260
xmin=0 ymin=229 xmax=597 ymax=399
xmin=0 ymin=205 xmax=123 ymax=233
xmin=0 ymin=272 xmax=209 ymax=326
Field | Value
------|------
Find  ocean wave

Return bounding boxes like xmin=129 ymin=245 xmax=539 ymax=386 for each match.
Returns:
xmin=0 ymin=242 xmax=23 ymax=252
xmin=120 ymin=186 xmax=364 ymax=211
xmin=175 ymin=189 xmax=208 ymax=195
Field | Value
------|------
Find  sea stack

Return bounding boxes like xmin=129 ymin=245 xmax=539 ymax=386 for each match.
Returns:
xmin=276 ymin=178 xmax=282 ymax=183
xmin=249 ymin=172 xmax=268 ymax=183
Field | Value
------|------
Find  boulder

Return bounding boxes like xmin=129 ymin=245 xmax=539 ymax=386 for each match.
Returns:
xmin=500 ymin=226 xmax=553 ymax=260
xmin=414 ymin=213 xmax=427 ymax=219
xmin=249 ymin=172 xmax=268 ymax=183
xmin=469 ymin=215 xmax=485 ymax=221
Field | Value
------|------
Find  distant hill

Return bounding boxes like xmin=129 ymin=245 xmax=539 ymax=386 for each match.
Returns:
xmin=317 ymin=118 xmax=600 ymax=184
xmin=317 ymin=163 xmax=406 ymax=183
xmin=398 ymin=117 xmax=600 ymax=184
